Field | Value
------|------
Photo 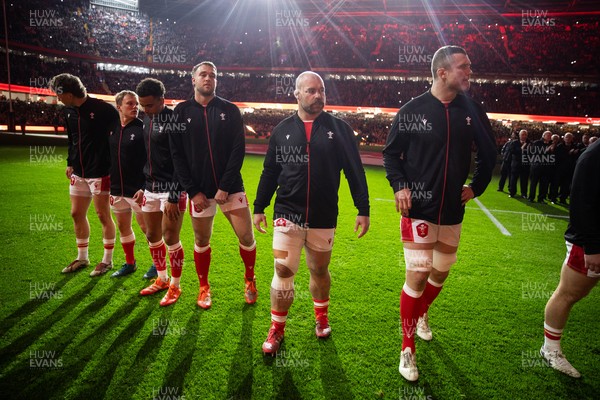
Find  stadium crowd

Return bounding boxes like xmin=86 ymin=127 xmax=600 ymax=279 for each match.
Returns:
xmin=8 ymin=1 xmax=600 ymax=75
xmin=3 ymin=94 xmax=597 ymax=150
xmin=3 ymin=52 xmax=599 ymax=116
xmin=3 ymin=1 xmax=599 ymax=119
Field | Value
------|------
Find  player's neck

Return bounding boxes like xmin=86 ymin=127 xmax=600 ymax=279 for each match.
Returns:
xmin=154 ymin=105 xmax=165 ymax=117
xmin=431 ymin=82 xmax=458 ymax=103
xmin=298 ymin=109 xmax=321 ymax=122
xmin=195 ymin=93 xmax=215 ymax=107
xmin=73 ymin=96 xmax=87 ymax=108
xmin=121 ymin=116 xmax=134 ymax=126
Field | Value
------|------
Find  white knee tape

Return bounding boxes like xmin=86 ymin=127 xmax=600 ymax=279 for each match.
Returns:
xmin=403 ymin=248 xmax=433 ymax=272
xmin=433 ymin=250 xmax=457 ymax=272
xmin=273 ymin=246 xmax=301 ymax=274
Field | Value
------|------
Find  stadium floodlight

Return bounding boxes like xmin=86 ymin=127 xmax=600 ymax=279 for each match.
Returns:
xmin=90 ymin=0 xmax=139 ymax=12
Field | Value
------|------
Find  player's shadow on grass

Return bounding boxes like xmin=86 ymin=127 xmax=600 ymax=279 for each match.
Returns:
xmin=0 ymin=278 xmax=103 ymax=371
xmin=264 ymin=338 xmax=302 ymax=399
xmin=158 ymin=311 xmax=202 ymax=395
xmin=0 ymin=279 xmax=133 ymax=399
xmin=106 ymin=303 xmax=176 ymax=398
xmin=0 ymin=274 xmax=76 ymax=336
xmin=226 ymin=303 xmax=256 ymax=399
xmin=515 ymin=198 xmax=569 ymax=221
xmin=161 ymin=302 xmax=239 ymax=398
xmin=422 ymin=341 xmax=477 ymax=399
xmin=318 ymin=338 xmax=353 ymax=400
xmin=68 ymin=298 xmax=158 ymax=399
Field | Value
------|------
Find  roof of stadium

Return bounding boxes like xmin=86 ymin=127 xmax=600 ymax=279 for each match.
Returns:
xmin=139 ymin=0 xmax=600 ymax=18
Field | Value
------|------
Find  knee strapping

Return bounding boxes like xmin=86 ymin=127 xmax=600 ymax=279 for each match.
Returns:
xmin=271 ymin=263 xmax=295 ymax=292
xmin=432 ymin=250 xmax=457 ymax=272
xmin=273 ymin=247 xmax=300 ymax=274
xmin=403 ymin=248 xmax=433 ymax=272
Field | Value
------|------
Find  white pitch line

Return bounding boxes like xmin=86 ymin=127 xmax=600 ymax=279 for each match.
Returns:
xmin=374 ymin=198 xmax=569 ymax=220
xmin=473 ymin=198 xmax=511 ymax=236
xmin=465 ymin=206 xmax=569 ymax=220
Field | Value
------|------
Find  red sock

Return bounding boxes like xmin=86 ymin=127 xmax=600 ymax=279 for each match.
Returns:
xmin=313 ymin=298 xmax=329 ymax=322
xmin=168 ymin=242 xmax=184 ymax=278
xmin=418 ymin=279 xmax=443 ymax=317
xmin=400 ymin=284 xmax=423 ymax=352
xmin=239 ymin=242 xmax=256 ymax=279
xmin=271 ymin=310 xmax=288 ymax=331
xmin=120 ymin=233 xmax=136 ymax=265
xmin=149 ymin=240 xmax=167 ymax=272
xmin=194 ymin=244 xmax=211 ymax=287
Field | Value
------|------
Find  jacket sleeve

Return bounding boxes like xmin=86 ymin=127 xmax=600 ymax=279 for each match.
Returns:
xmin=340 ymin=122 xmax=370 ymax=216
xmin=65 ymin=110 xmax=74 ymax=167
xmin=253 ymin=129 xmax=282 ymax=214
xmin=169 ymin=104 xmax=202 ymax=199
xmin=219 ymin=105 xmax=245 ymax=193
xmin=469 ymin=104 xmax=497 ymax=197
xmin=382 ymin=111 xmax=410 ymax=193
xmin=567 ymin=143 xmax=600 ymax=254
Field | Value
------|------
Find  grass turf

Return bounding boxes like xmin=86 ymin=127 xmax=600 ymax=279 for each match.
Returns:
xmin=0 ymin=145 xmax=598 ymax=399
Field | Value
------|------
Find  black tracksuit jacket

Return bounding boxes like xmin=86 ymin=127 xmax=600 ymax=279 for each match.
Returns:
xmin=170 ymin=96 xmax=245 ymax=199
xmin=65 ymin=96 xmax=119 ymax=178
xmin=142 ymin=107 xmax=183 ymax=203
xmin=254 ymin=111 xmax=370 ymax=229
xmin=565 ymin=140 xmax=600 ymax=254
xmin=383 ymin=91 xmax=496 ymax=225
xmin=109 ymin=118 xmax=146 ymax=198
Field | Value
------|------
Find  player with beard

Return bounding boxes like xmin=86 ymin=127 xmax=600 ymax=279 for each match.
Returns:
xmin=254 ymin=71 xmax=370 ymax=354
xmin=383 ymin=46 xmax=496 ymax=381
xmin=170 ymin=62 xmax=257 ymax=309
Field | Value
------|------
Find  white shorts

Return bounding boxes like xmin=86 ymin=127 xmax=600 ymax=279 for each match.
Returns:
xmin=142 ymin=190 xmax=187 ymax=213
xmin=69 ymin=174 xmax=110 ymax=197
xmin=189 ymin=192 xmax=249 ymax=218
xmin=401 ymin=217 xmax=461 ymax=247
xmin=273 ymin=217 xmax=335 ymax=254
xmin=110 ymin=195 xmax=143 ymax=214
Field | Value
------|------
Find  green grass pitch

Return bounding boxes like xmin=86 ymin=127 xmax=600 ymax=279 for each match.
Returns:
xmin=0 ymin=145 xmax=598 ymax=399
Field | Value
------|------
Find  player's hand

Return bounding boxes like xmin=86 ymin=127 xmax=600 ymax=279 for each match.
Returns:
xmin=354 ymin=216 xmax=370 ymax=238
xmin=253 ymin=214 xmax=268 ymax=234
xmin=192 ymin=192 xmax=210 ymax=209
xmin=461 ymin=185 xmax=475 ymax=206
xmin=164 ymin=202 xmax=180 ymax=221
xmin=66 ymin=166 xmax=73 ymax=179
xmin=584 ymin=253 xmax=600 ymax=274
xmin=215 ymin=189 xmax=228 ymax=205
xmin=133 ymin=189 xmax=144 ymax=205
xmin=395 ymin=188 xmax=411 ymax=217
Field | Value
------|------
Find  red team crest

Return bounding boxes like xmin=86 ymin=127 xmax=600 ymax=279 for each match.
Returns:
xmin=416 ymin=222 xmax=428 ymax=238
xmin=274 ymin=218 xmax=287 ymax=227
